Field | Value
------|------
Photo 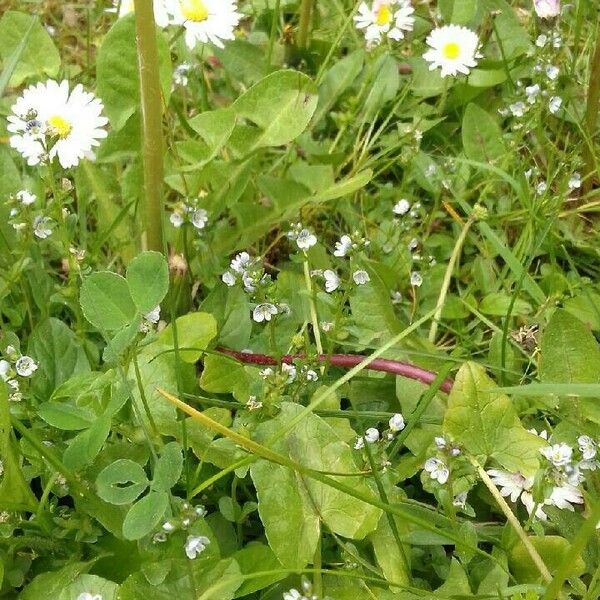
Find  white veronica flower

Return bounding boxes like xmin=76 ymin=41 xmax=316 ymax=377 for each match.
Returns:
xmin=354 ymin=0 xmax=415 ymax=46
xmin=509 ymin=102 xmax=527 ymax=117
xmin=281 ymin=363 xmax=297 ymax=383
xmin=0 ymin=360 xmax=11 ymax=382
xmin=222 ymin=271 xmax=236 ymax=286
xmin=323 ymin=269 xmax=340 ymax=293
xmin=487 ymin=469 xmax=532 ymax=503
xmin=191 ymin=208 xmax=208 ymax=230
xmin=540 ymin=443 xmax=573 ymax=467
xmin=578 ymin=436 xmax=597 ymax=461
xmin=16 ymin=190 xmax=36 ymax=206
xmin=283 ymin=589 xmax=303 ymax=600
xmin=144 ymin=306 xmax=161 ymax=324
xmin=546 ymin=64 xmax=559 ymax=80
xmin=548 ymin=96 xmax=563 ymax=114
xmin=173 ymin=63 xmax=192 ymax=86
xmin=162 ymin=521 xmax=175 ymax=532
xmin=184 ymin=534 xmax=210 ymax=559
xmin=8 ymin=80 xmax=108 ymax=169
xmin=170 ymin=212 xmax=184 ymax=227
xmin=520 ymin=491 xmax=548 ymax=520
xmin=15 ymin=356 xmax=38 ymax=377
xmin=547 ymin=483 xmax=583 ymax=511
xmin=423 ymin=25 xmax=481 ymax=77
xmin=424 ymin=457 xmax=449 ymax=484
xmin=113 ymin=0 xmax=171 ymax=27
xmin=296 ymin=228 xmax=317 ymax=250
xmin=167 ymin=0 xmax=242 ymax=49
xmin=334 ymin=234 xmax=353 ymax=257
xmin=305 ymin=369 xmax=318 ymax=382
xmin=389 ymin=413 xmax=405 ymax=432
xmin=77 ymin=594 xmax=103 ymax=600
xmin=568 ymin=172 xmax=582 ymax=190
xmin=536 ymin=181 xmax=548 ymax=195
xmin=525 ymin=84 xmax=541 ymax=104
xmin=365 ymin=428 xmax=380 ymax=443
xmin=33 ymin=216 xmax=54 ymax=239
xmin=410 ymin=271 xmax=423 ymax=287
xmin=353 ymin=270 xmax=370 ymax=285
xmin=253 ymin=303 xmax=278 ymax=323
xmin=393 ymin=198 xmax=411 ymax=215
xmin=533 ymin=0 xmax=560 ymax=19
xmin=231 ymin=252 xmax=251 ymax=273
xmin=391 ymin=290 xmax=402 ymax=304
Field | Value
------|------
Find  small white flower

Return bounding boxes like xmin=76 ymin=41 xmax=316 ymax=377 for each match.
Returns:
xmin=253 ymin=303 xmax=278 ymax=323
xmin=354 ymin=0 xmax=415 ymax=46
xmin=170 ymin=212 xmax=184 ymax=228
xmin=536 ymin=181 xmax=548 ymax=195
xmin=533 ymin=0 xmax=560 ymax=19
xmin=393 ymin=198 xmax=411 ymax=215
xmin=283 ymin=589 xmax=303 ymax=600
xmin=184 ymin=534 xmax=210 ymax=559
xmin=528 ymin=428 xmax=549 ymax=440
xmin=547 ymin=483 xmax=583 ymax=511
xmin=423 ymin=25 xmax=481 ymax=78
xmin=391 ymin=290 xmax=402 ymax=304
xmin=173 ymin=63 xmax=192 ymax=86
xmin=8 ymin=80 xmax=108 ymax=169
xmin=388 ymin=413 xmax=405 ymax=432
xmin=578 ymin=436 xmax=597 ymax=461
xmin=509 ymin=101 xmax=527 ymax=117
xmin=408 ymin=237 xmax=419 ymax=251
xmin=296 ymin=228 xmax=317 ymax=250
xmin=365 ymin=428 xmax=380 ymax=443
xmin=305 ymin=369 xmax=319 ymax=382
xmin=520 ymin=491 xmax=548 ymax=521
xmin=536 ymin=34 xmax=548 ymax=47
xmin=77 ymin=594 xmax=103 ymax=600
xmin=260 ymin=367 xmax=274 ymax=379
xmin=487 ymin=469 xmax=532 ymax=503
xmin=162 ymin=521 xmax=175 ymax=532
xmin=525 ymin=84 xmax=541 ymax=104
xmin=548 ymin=96 xmax=563 ymax=114
xmin=281 ymin=363 xmax=297 ymax=383
xmin=231 ymin=252 xmax=251 ymax=273
xmin=33 ymin=216 xmax=54 ymax=239
xmin=540 ymin=443 xmax=573 ymax=467
xmin=334 ymin=234 xmax=353 ymax=257
xmin=15 ymin=356 xmax=37 ymax=377
xmin=410 ymin=271 xmax=423 ymax=287
xmin=0 ymin=361 xmax=10 ymax=382
xmin=546 ymin=64 xmax=560 ymax=80
xmin=568 ymin=172 xmax=582 ymax=190
xmin=323 ymin=269 xmax=341 ymax=293
xmin=424 ymin=457 xmax=449 ymax=484
xmin=434 ymin=436 xmax=447 ymax=449
xmin=354 ymin=436 xmax=365 ymax=450
xmin=167 ymin=0 xmax=242 ymax=49
xmin=320 ymin=321 xmax=333 ymax=332
xmin=191 ymin=208 xmax=208 ymax=230
xmin=222 ymin=271 xmax=236 ymax=286
xmin=16 ymin=190 xmax=36 ymax=206
xmin=144 ymin=306 xmax=161 ymax=324
xmin=353 ymin=270 xmax=370 ymax=285
xmin=453 ymin=492 xmax=468 ymax=508
xmin=246 ymin=396 xmax=263 ymax=411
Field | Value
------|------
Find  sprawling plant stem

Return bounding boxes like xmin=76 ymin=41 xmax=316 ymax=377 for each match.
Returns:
xmin=584 ymin=25 xmax=600 ymax=194
xmin=134 ymin=0 xmax=164 ymax=251
xmin=297 ymin=0 xmax=314 ymax=49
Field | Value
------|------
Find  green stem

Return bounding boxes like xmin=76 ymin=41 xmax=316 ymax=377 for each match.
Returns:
xmin=133 ymin=0 xmax=164 ymax=251
xmin=297 ymin=0 xmax=313 ymax=49
xmin=303 ymin=259 xmax=324 ymax=359
xmin=266 ymin=0 xmax=281 ymax=69
xmin=583 ymin=22 xmax=600 ymax=195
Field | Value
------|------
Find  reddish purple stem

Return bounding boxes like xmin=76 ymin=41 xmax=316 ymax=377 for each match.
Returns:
xmin=218 ymin=348 xmax=454 ymax=394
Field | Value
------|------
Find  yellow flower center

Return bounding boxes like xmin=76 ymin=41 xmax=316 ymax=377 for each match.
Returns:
xmin=180 ymin=0 xmax=209 ymax=22
xmin=47 ymin=115 xmax=72 ymax=138
xmin=442 ymin=42 xmax=461 ymax=60
xmin=375 ymin=4 xmax=393 ymax=26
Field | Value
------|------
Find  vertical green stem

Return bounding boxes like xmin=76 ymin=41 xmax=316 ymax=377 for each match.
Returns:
xmin=267 ymin=0 xmax=281 ymax=69
xmin=133 ymin=0 xmax=164 ymax=251
xmin=583 ymin=20 xmax=600 ymax=195
xmin=297 ymin=0 xmax=313 ymax=49
xmin=303 ymin=259 xmax=324 ymax=360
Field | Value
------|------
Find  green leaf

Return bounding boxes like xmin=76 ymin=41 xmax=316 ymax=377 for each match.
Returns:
xmin=96 ymin=459 xmax=150 ymax=505
xmin=37 ymin=402 xmax=94 ymax=431
xmin=158 ymin=312 xmax=218 ymax=363
xmin=361 ymin=55 xmax=400 ymax=121
xmin=122 ymin=491 xmax=168 ymax=540
xmin=199 ymin=354 xmax=249 ymax=394
xmin=152 ymin=441 xmax=183 ymax=492
xmin=28 ymin=318 xmax=91 ymax=401
xmin=444 ymin=362 xmax=544 ymax=475
xmin=439 ymin=0 xmax=478 ymax=23
xmin=96 ymin=14 xmax=172 ymax=131
xmin=251 ymin=403 xmax=381 ymax=568
xmin=188 ymin=108 xmax=237 ymax=166
xmin=126 ymin=251 xmax=169 ymax=314
xmin=232 ymin=543 xmax=286 ymax=597
xmin=231 ymin=70 xmax=318 ymax=149
xmin=479 ymin=292 xmax=532 ymax=316
xmin=0 ymin=11 xmax=60 ymax=86
xmin=80 ymin=272 xmax=137 ymax=332
xmin=64 ymin=416 xmax=112 ymax=471
xmin=462 ymin=103 xmax=505 ymax=162
xmin=484 ymin=0 xmax=531 ymax=60
xmin=0 ymin=15 xmax=37 ymax=97
xmin=18 ymin=564 xmax=87 ymax=600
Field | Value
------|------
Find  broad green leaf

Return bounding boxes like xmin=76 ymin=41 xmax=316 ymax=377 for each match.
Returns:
xmin=214 ymin=39 xmax=266 ymax=84
xmin=0 ymin=11 xmax=60 ymax=86
xmin=370 ymin=512 xmax=411 ymax=588
xmin=361 ymin=55 xmax=400 ymax=121
xmin=18 ymin=564 xmax=88 ymax=600
xmin=80 ymin=272 xmax=137 ymax=332
xmin=479 ymin=292 xmax=532 ymax=316
xmin=563 ymin=293 xmax=600 ymax=331
xmin=199 ymin=354 xmax=249 ymax=394
xmin=312 ymin=169 xmax=373 ymax=203
xmin=28 ymin=318 xmax=91 ymax=401
xmin=462 ymin=103 xmax=505 ymax=162
xmin=468 ymin=68 xmax=508 ymax=88
xmin=444 ymin=363 xmax=544 ymax=475
xmin=232 ymin=70 xmax=318 ymax=149
xmin=37 ymin=402 xmax=94 ymax=431
xmin=251 ymin=403 xmax=381 ymax=568
xmin=0 ymin=15 xmax=37 ymax=96
xmin=126 ymin=251 xmax=169 ymax=314
xmin=232 ymin=543 xmax=286 ymax=597
xmin=96 ymin=14 xmax=172 ymax=131
xmin=158 ymin=312 xmax=218 ymax=363
xmin=439 ymin=0 xmax=478 ymax=23
xmin=0 ymin=382 xmax=37 ymax=511
xmin=96 ymin=459 xmax=149 ymax=505
xmin=484 ymin=0 xmax=531 ymax=60
xmin=188 ymin=108 xmax=236 ymax=165
xmin=509 ymin=536 xmax=585 ymax=583
xmin=122 ymin=491 xmax=169 ymax=540
xmin=63 ymin=415 xmax=112 ymax=471
xmin=152 ymin=441 xmax=183 ymax=492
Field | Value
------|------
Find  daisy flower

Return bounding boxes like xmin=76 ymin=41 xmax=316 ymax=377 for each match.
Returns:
xmin=8 ymin=80 xmax=108 ymax=169
xmin=423 ymin=25 xmax=481 ymax=78
xmin=354 ymin=0 xmax=415 ymax=46
xmin=113 ymin=0 xmax=171 ymax=27
xmin=167 ymin=0 xmax=242 ymax=49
